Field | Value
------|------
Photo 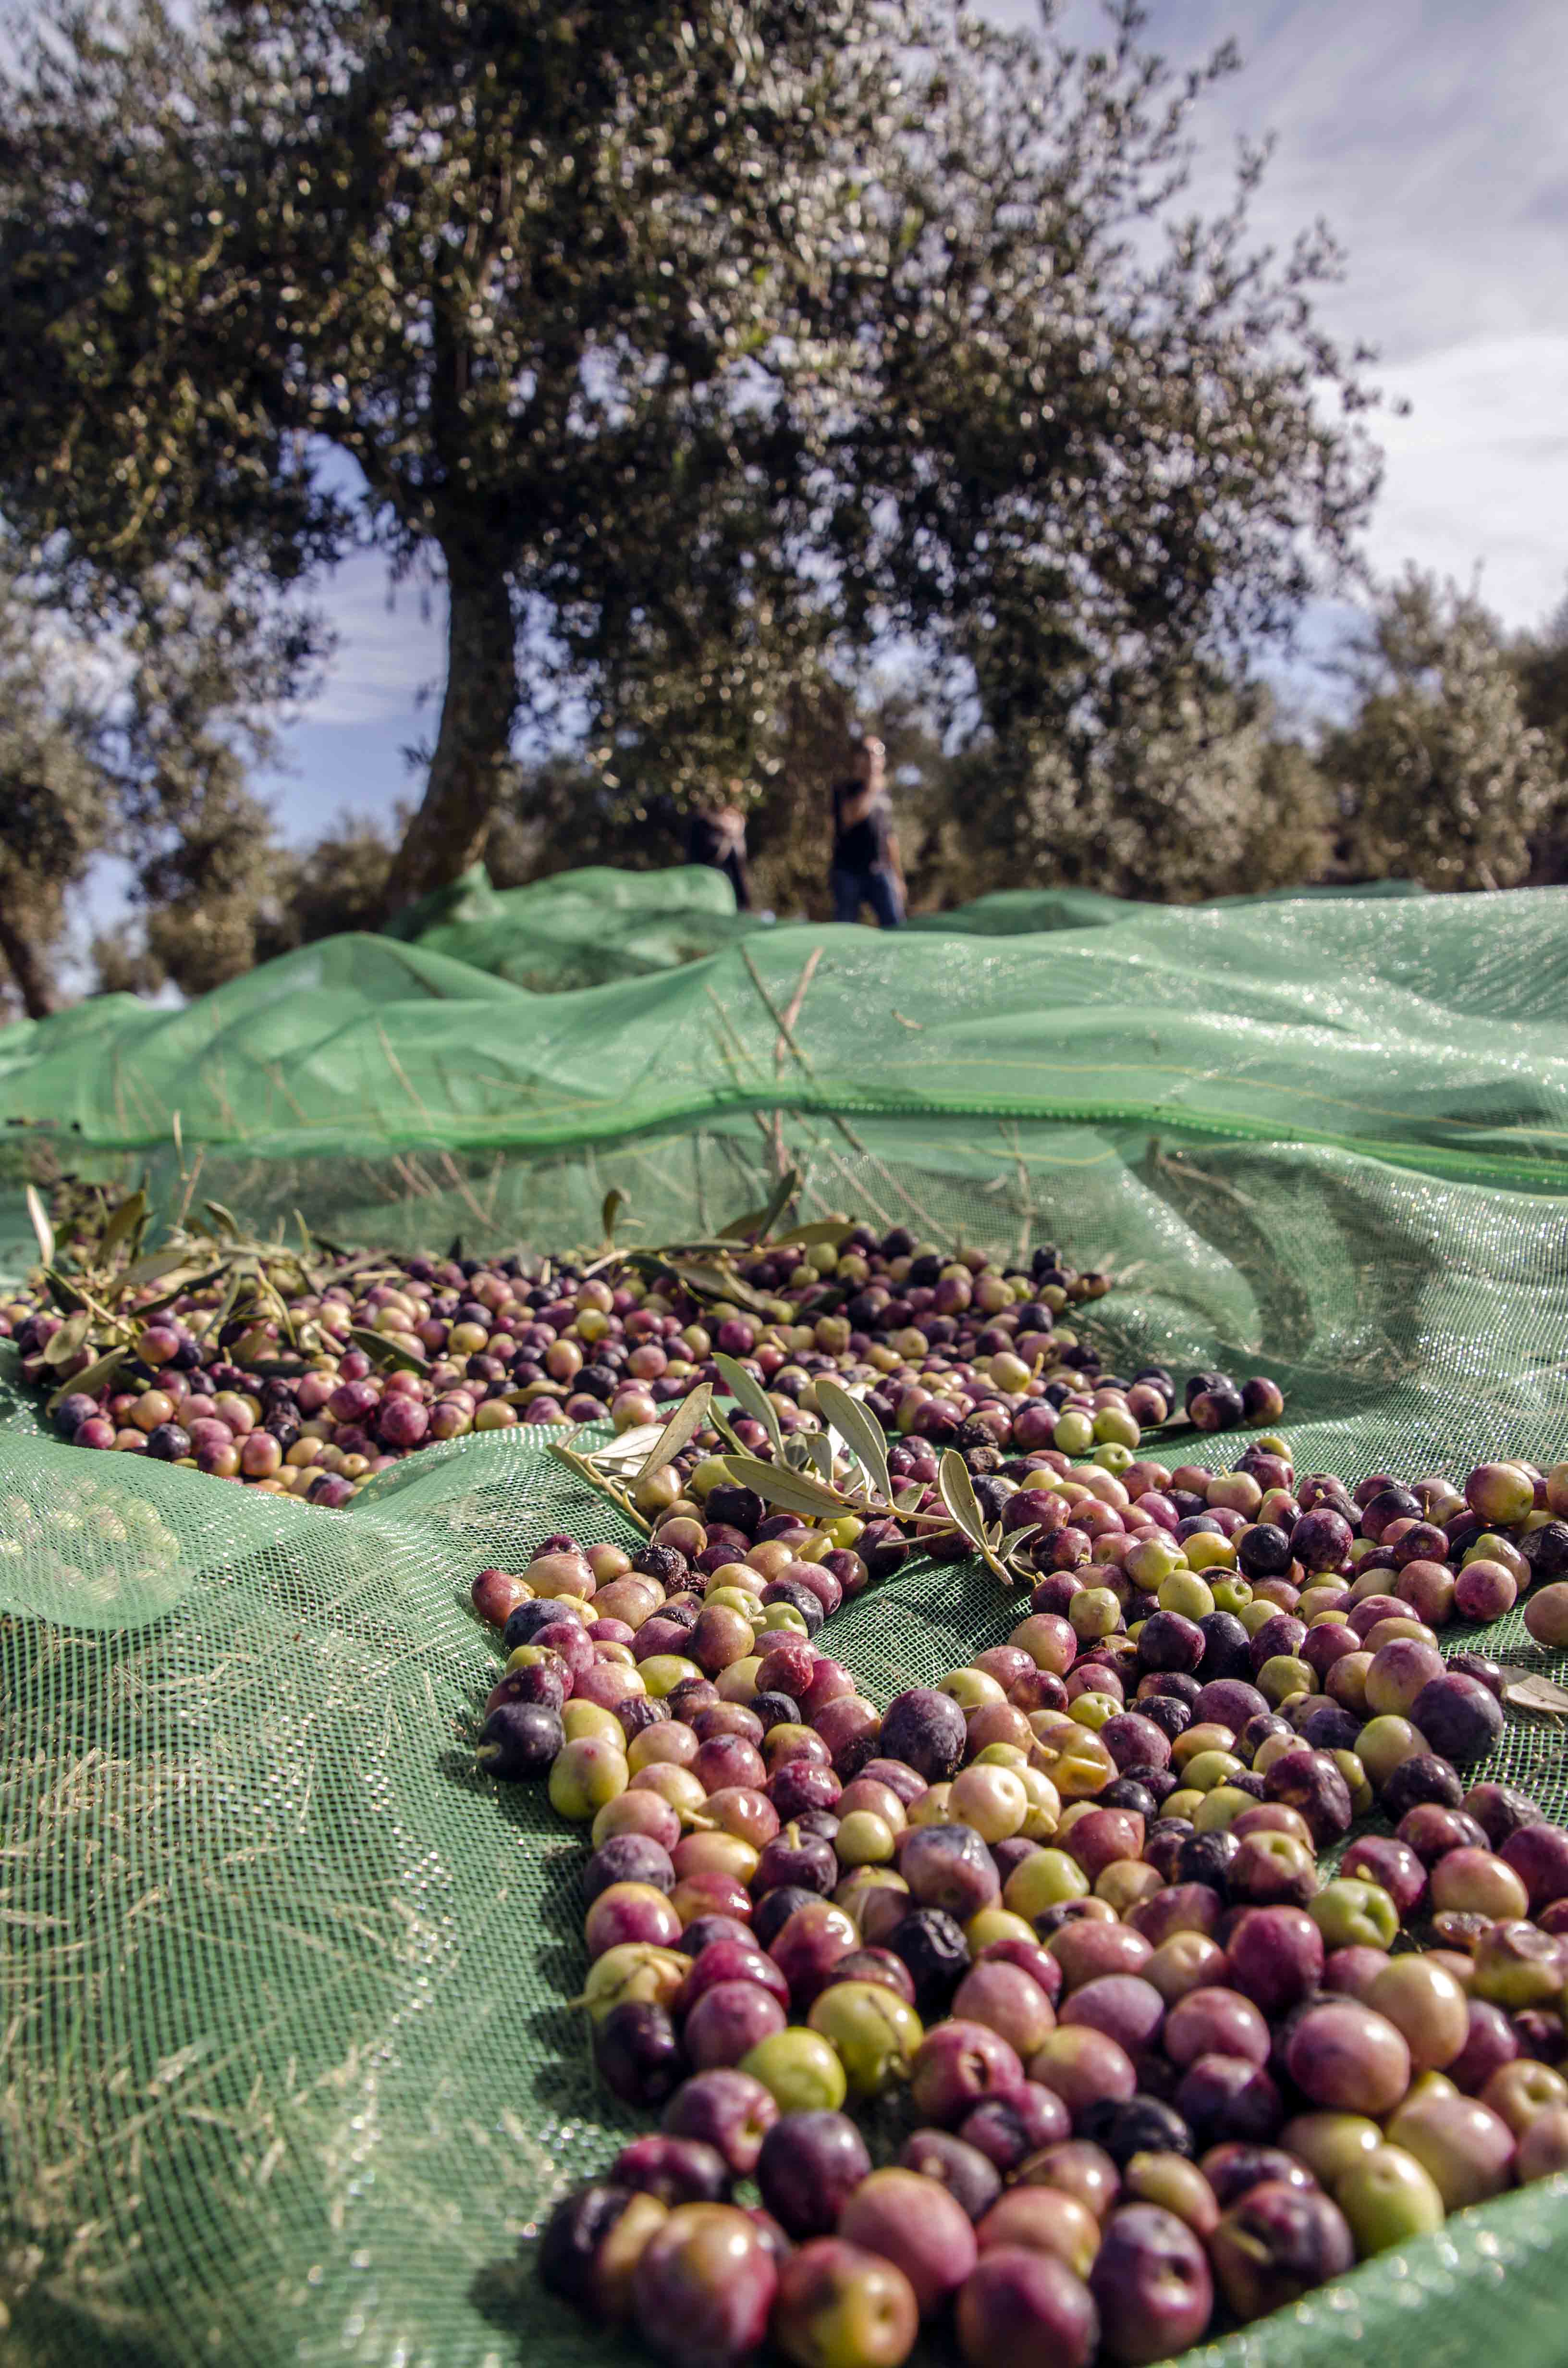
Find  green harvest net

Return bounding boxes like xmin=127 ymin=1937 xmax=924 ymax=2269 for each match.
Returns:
xmin=3 ymin=871 xmax=1568 ymax=2367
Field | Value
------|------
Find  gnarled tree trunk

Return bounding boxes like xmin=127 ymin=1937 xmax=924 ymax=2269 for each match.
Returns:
xmin=0 ymin=905 xmax=59 ymax=1017
xmin=381 ymin=549 xmax=519 ymax=913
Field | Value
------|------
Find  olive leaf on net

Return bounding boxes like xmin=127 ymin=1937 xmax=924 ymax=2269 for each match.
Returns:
xmin=813 ymin=1378 xmax=891 ymax=1504
xmin=98 ymin=1189 xmax=149 ymax=1266
xmin=939 ymin=1449 xmax=1012 ymax=1583
xmin=771 ymin=1219 xmax=857 ymax=1249
xmin=24 ymin=1184 xmax=55 ymax=1269
xmin=40 ymin=1309 xmax=93 ymax=1367
xmin=805 ymin=1431 xmax=836 ymax=1489
xmin=719 ymin=1453 xmax=849 ymax=1522
xmin=707 ymin=1399 xmax=750 ymax=1458
xmin=719 ymin=1167 xmax=800 ymax=1243
xmin=657 ymin=1259 xmax=774 ymax=1315
xmin=47 ymin=1349 xmax=125 ymax=1411
xmin=634 ymin=1382 xmax=712 ymax=1484
xmin=575 ymin=1422 xmax=663 ymax=1478
xmin=347 ymin=1325 xmax=427 ymax=1373
xmin=711 ymin=1352 xmax=784 ymax=1457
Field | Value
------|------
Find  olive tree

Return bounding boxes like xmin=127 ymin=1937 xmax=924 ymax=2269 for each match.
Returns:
xmin=0 ymin=0 xmax=1385 ymax=906
xmin=1323 ymin=571 xmax=1566 ymax=892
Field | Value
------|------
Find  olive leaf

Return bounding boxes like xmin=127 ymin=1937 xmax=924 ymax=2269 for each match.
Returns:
xmin=806 ymin=1431 xmax=836 ymax=1489
xmin=136 ymin=1263 xmax=227 ymax=1316
xmin=24 ymin=1184 xmax=54 ymax=1270
xmin=772 ymin=1217 xmax=855 ymax=1248
xmin=760 ymin=1166 xmax=803 ymax=1236
xmin=719 ymin=1166 xmax=800 ymax=1244
xmin=601 ymin=1188 xmax=628 ymax=1246
xmin=706 ymin=1399 xmax=750 ymax=1458
xmin=41 ymin=1267 xmax=87 ymax=1312
xmin=635 ymin=1382 xmax=713 ymax=1485
xmin=939 ymin=1449 xmax=1012 ymax=1582
xmin=305 ymin=1218 xmax=358 ymax=1260
xmin=711 ymin=1352 xmax=783 ymax=1457
xmin=1009 ymin=1515 xmax=1042 ymax=1572
xmin=118 ymin=1245 xmax=197 ymax=1292
xmin=719 ymin=1452 xmax=848 ymax=1521
xmin=205 ymin=1265 xmax=246 ymax=1348
xmin=46 ymin=1347 xmax=125 ymax=1412
xmin=719 ymin=1206 xmax=773 ymax=1243
xmin=1500 ymin=1669 xmax=1568 ymax=1717
xmin=658 ymin=1259 xmax=772 ymax=1316
xmin=813 ymin=1378 xmax=890 ymax=1503
xmin=98 ymin=1189 xmax=148 ymax=1265
xmin=347 ymin=1325 xmax=428 ymax=1373
xmin=41 ymin=1308 xmax=93 ymax=1367
xmin=894 ymin=1481 xmax=927 ymax=1515
xmin=582 ymin=1423 xmax=664 ymax=1476
xmin=548 ymin=1435 xmax=651 ymax=1538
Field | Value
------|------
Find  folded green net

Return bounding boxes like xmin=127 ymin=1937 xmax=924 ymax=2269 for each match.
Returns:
xmin=3 ymin=875 xmax=1568 ymax=2367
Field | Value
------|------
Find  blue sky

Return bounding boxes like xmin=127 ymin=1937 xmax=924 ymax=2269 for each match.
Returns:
xmin=82 ymin=0 xmax=1568 ymax=935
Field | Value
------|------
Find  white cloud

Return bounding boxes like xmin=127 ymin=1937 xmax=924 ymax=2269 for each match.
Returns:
xmin=300 ymin=550 xmax=446 ymax=729
xmin=1362 ymin=334 xmax=1568 ymax=626
xmin=981 ymin=0 xmax=1568 ymax=631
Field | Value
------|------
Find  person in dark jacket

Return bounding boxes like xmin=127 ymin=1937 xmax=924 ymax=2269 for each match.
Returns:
xmin=686 ymin=790 xmax=753 ymax=910
xmin=829 ymin=734 xmax=905 ymax=926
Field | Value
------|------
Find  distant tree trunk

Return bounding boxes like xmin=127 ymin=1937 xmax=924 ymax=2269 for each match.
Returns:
xmin=381 ymin=548 xmax=519 ymax=913
xmin=0 ymin=907 xmax=59 ymax=1017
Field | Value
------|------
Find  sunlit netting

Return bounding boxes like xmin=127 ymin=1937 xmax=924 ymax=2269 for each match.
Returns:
xmin=2 ymin=874 xmax=1568 ymax=2368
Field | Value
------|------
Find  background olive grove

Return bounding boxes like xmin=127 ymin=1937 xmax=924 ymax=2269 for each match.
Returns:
xmin=0 ymin=0 xmax=1565 ymax=1014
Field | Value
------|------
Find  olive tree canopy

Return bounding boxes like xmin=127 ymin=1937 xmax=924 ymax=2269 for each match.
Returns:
xmin=0 ymin=0 xmax=1385 ymax=906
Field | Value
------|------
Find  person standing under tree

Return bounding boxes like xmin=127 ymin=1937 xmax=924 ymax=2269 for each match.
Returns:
xmin=686 ymin=789 xmax=753 ymax=910
xmin=829 ymin=734 xmax=906 ymax=926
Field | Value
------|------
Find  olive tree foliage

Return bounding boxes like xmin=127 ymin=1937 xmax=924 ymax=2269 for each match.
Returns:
xmin=1509 ymin=581 xmax=1568 ymax=882
xmin=1512 ymin=584 xmax=1568 ymax=764
xmin=926 ymin=671 xmax=1330 ymax=905
xmin=0 ymin=552 xmax=305 ymax=1013
xmin=1321 ymin=570 xmax=1567 ymax=893
xmin=0 ymin=0 xmax=1386 ymax=908
xmin=96 ymin=804 xmax=409 ymax=998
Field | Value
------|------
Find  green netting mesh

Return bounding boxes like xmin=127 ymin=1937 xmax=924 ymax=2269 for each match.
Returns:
xmin=3 ymin=873 xmax=1568 ymax=2368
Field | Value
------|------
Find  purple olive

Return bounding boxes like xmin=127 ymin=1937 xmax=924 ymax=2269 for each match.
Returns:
xmin=756 ymin=2109 xmax=870 ymax=2237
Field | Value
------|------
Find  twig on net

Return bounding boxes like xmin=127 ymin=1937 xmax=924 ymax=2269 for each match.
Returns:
xmin=1009 ymin=1127 xmax=1042 ymax=1279
xmin=438 ymin=1151 xmax=499 ymax=1233
xmin=261 ymin=1060 xmax=312 ymax=1126
xmin=775 ymin=948 xmax=822 ymax=1075
xmin=737 ymin=945 xmax=949 ymax=1237
xmin=171 ymin=1145 xmax=207 ymax=1232
xmin=705 ymin=991 xmax=767 ymax=1087
xmin=1150 ymin=1141 xmax=1260 ymax=1212
xmin=707 ymin=1019 xmax=754 ymax=1103
xmin=549 ymin=1438 xmax=652 ymax=1536
xmin=783 ymin=1113 xmax=898 ymax=1234
xmin=375 ymin=1024 xmax=441 ymax=1132
xmin=692 ymin=1134 xmax=712 ymax=1237
xmin=391 ymin=1155 xmax=436 ymax=1203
